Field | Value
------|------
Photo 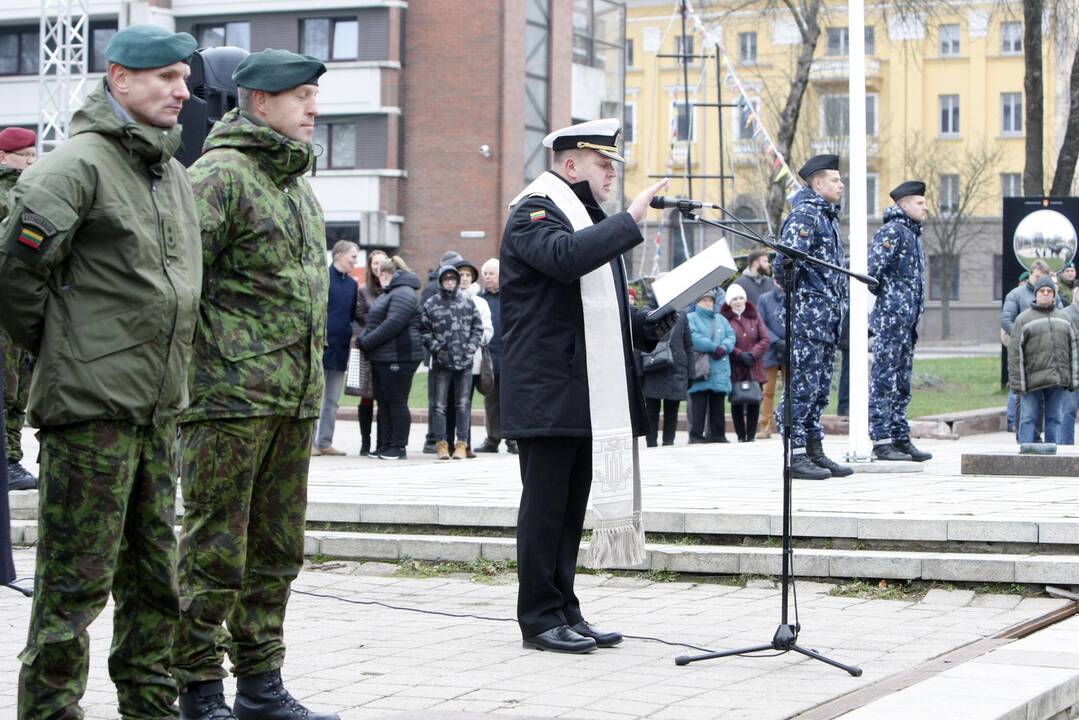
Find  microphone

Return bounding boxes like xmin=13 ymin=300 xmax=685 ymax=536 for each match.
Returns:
xmin=649 ymin=195 xmax=721 ymax=211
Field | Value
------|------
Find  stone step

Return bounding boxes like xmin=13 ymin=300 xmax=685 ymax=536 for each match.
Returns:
xmin=11 ymin=491 xmax=1079 ymax=547
xmin=962 ymin=451 xmax=1079 ymax=478
xmin=14 ymin=520 xmax=1072 ymax=584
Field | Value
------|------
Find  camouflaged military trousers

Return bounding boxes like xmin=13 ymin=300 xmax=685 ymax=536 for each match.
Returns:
xmin=172 ymin=416 xmax=314 ymax=687
xmin=19 ymin=420 xmax=180 ymax=720
xmin=869 ymin=328 xmax=916 ymax=441
xmin=776 ymin=337 xmax=836 ymax=449
xmin=2 ymin=332 xmax=32 ymax=462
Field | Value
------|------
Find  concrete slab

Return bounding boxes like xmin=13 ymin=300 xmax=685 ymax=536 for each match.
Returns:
xmin=961 ymin=452 xmax=1079 ymax=477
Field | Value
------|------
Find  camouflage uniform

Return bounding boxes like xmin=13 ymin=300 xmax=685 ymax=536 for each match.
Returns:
xmin=0 ymin=80 xmax=202 ymax=719
xmin=773 ymin=186 xmax=848 ymax=449
xmin=0 ymin=164 xmax=34 ymax=464
xmin=868 ymin=205 xmax=925 ymax=442
xmin=173 ymin=109 xmax=327 ymax=687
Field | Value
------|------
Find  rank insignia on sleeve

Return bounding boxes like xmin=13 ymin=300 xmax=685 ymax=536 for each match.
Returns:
xmin=529 ymin=210 xmax=546 ymax=222
xmin=798 ymin=229 xmax=809 ymax=238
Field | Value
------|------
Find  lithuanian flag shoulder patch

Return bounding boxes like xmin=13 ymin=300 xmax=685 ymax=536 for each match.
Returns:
xmin=17 ymin=226 xmax=43 ymax=250
xmin=529 ymin=209 xmax=546 ymax=222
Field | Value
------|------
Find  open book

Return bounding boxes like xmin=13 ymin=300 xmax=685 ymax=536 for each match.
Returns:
xmin=646 ymin=237 xmax=738 ymax=319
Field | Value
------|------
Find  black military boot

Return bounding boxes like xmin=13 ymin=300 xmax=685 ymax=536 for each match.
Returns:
xmin=805 ymin=438 xmax=853 ymax=477
xmin=179 ymin=680 xmax=237 ymax=720
xmin=790 ymin=451 xmax=831 ymax=480
xmin=894 ymin=439 xmax=932 ymax=462
xmin=234 ymin=670 xmax=340 ymax=720
xmin=7 ymin=461 xmax=37 ymax=491
xmin=872 ymin=442 xmax=913 ymax=462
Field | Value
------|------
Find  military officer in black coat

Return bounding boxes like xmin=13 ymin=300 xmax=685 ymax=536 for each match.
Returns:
xmin=500 ymin=118 xmax=674 ymax=654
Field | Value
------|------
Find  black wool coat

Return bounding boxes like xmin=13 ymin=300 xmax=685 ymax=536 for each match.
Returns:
xmin=642 ymin=311 xmax=693 ymax=402
xmin=499 ymin=175 xmax=655 ymax=439
xmin=359 ymin=270 xmax=424 ymax=364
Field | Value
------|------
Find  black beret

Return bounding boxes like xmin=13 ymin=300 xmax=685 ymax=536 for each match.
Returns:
xmin=232 ymin=49 xmax=327 ymax=92
xmin=105 ymin=25 xmax=197 ymax=69
xmin=889 ymin=180 xmax=926 ymax=201
xmin=798 ymin=154 xmax=840 ymax=181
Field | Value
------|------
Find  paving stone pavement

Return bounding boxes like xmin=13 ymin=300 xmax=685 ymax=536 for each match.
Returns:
xmin=1 ymin=548 xmax=1072 ymax=719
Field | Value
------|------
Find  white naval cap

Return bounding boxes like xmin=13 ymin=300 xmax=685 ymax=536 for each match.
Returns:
xmin=542 ymin=117 xmax=624 ymax=162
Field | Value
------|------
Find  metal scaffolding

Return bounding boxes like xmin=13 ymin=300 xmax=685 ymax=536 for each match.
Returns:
xmin=38 ymin=0 xmax=90 ymax=155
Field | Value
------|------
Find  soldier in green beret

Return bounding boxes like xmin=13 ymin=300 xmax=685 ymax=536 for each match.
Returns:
xmin=171 ymin=49 xmax=339 ymax=720
xmin=0 ymin=24 xmax=200 ymax=720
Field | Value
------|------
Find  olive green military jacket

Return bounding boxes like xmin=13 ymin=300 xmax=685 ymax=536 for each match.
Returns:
xmin=0 ymin=80 xmax=202 ymax=428
xmin=0 ymin=165 xmax=19 ymax=222
xmin=183 ymin=109 xmax=327 ymax=422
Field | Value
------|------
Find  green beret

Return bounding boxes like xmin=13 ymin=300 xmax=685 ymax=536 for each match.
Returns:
xmin=232 ymin=49 xmax=327 ymax=92
xmin=105 ymin=25 xmax=197 ymax=69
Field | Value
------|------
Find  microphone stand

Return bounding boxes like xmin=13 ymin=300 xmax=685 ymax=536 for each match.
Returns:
xmin=672 ymin=206 xmax=872 ymax=677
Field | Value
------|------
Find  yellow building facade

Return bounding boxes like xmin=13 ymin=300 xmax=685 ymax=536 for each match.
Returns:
xmin=623 ymin=0 xmax=1074 ymax=341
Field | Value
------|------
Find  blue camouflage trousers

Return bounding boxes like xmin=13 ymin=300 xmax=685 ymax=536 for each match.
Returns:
xmin=869 ymin=329 xmax=916 ymax=441
xmin=776 ymin=336 xmax=836 ymax=449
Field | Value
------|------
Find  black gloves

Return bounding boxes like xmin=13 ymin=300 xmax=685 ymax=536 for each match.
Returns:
xmin=738 ymin=351 xmax=755 ymax=367
xmin=772 ymin=340 xmax=787 ymax=357
xmin=643 ymin=310 xmax=679 ymax=341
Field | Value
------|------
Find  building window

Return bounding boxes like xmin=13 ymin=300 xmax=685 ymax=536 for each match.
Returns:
xmin=820 ymin=94 xmax=878 ymax=136
xmin=993 ymin=254 xmax=1004 ymax=301
xmin=865 ymin=26 xmax=875 ymax=55
xmin=939 ymin=174 xmax=960 ymax=214
xmin=624 ymin=102 xmax=636 ymax=143
xmin=671 ymin=99 xmax=695 ymax=142
xmin=867 ymin=173 xmax=879 ymax=217
xmin=739 ymin=32 xmax=757 ymax=63
xmin=737 ymin=98 xmax=760 ymax=140
xmin=625 ymin=38 xmax=634 ymax=68
xmin=939 ymin=95 xmax=960 ymax=136
xmin=89 ymin=22 xmax=118 ymax=73
xmin=0 ymin=27 xmax=39 ymax=76
xmin=325 ymin=222 xmax=360 ymax=251
xmin=929 ymin=255 xmax=960 ymax=301
xmin=939 ymin=24 xmax=960 ymax=56
xmin=313 ymin=117 xmax=386 ymax=170
xmin=826 ymin=27 xmax=848 ymax=56
xmin=675 ymin=34 xmax=694 ymax=61
xmin=1002 ymin=172 xmax=1022 ymax=197
xmin=1001 ymin=22 xmax=1022 ymax=54
xmin=1002 ymin=92 xmax=1022 ymax=134
xmin=302 ymin=17 xmax=359 ymax=61
xmin=525 ymin=0 xmax=551 ymax=183
xmin=196 ymin=21 xmax=251 ymax=50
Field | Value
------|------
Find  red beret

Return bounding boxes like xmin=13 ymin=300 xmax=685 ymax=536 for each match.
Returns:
xmin=0 ymin=127 xmax=36 ymax=153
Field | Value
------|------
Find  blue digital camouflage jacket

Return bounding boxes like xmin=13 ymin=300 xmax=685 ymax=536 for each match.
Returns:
xmin=774 ymin=186 xmax=848 ymax=342
xmin=868 ymin=205 xmax=925 ymax=338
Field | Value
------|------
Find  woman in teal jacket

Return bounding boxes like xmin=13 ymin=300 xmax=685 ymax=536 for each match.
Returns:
xmin=687 ymin=291 xmax=736 ymax=442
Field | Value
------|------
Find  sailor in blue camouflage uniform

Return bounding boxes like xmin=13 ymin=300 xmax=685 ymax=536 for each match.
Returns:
xmin=868 ymin=181 xmax=933 ymax=462
xmin=773 ymin=154 xmax=852 ymax=480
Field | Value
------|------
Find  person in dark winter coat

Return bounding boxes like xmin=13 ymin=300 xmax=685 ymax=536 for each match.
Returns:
xmin=732 ymin=249 xmax=775 ymax=306
xmin=421 ymin=265 xmax=483 ymax=460
xmin=353 ymin=250 xmax=388 ymax=457
xmin=475 ymin=258 xmax=517 ymax=454
xmin=314 ymin=240 xmax=360 ymax=456
xmin=756 ymin=284 xmax=786 ymax=439
xmin=721 ymin=284 xmax=770 ymax=442
xmin=642 ymin=304 xmax=693 ymax=447
xmin=359 ymin=256 xmax=423 ymax=460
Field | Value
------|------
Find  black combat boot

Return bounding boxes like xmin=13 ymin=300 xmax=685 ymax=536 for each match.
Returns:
xmin=7 ymin=460 xmax=37 ymax=491
xmin=234 ymin=670 xmax=340 ymax=720
xmin=894 ymin=439 xmax=932 ymax=462
xmin=179 ymin=680 xmax=237 ymax=720
xmin=872 ymin=442 xmax=913 ymax=462
xmin=805 ymin=437 xmax=853 ymax=477
xmin=790 ymin=451 xmax=831 ymax=480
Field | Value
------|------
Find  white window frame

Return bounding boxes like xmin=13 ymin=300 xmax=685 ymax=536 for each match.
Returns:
xmin=864 ymin=26 xmax=875 ymax=55
xmin=1001 ymin=173 xmax=1021 ymax=198
xmin=826 ymin=27 xmax=849 ymax=56
xmin=1001 ymin=22 xmax=1022 ymax=54
xmin=939 ymin=23 xmax=961 ymax=56
xmin=939 ymin=174 xmax=960 ymax=214
xmin=624 ymin=102 xmax=637 ymax=144
xmin=817 ymin=94 xmax=877 ymax=137
xmin=867 ymin=173 xmax=880 ymax=217
xmin=625 ymin=38 xmax=635 ymax=69
xmin=1001 ymin=92 xmax=1022 ymax=135
xmin=739 ymin=31 xmax=757 ymax=64
xmin=670 ymin=99 xmax=697 ymax=142
xmin=736 ymin=97 xmax=760 ymax=140
xmin=939 ymin=94 xmax=960 ymax=137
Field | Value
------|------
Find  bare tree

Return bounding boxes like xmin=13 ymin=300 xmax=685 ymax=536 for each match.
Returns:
xmin=903 ymin=135 xmax=1002 ymax=339
xmin=1050 ymin=36 xmax=1079 ymax=195
xmin=1023 ymin=0 xmax=1045 ymax=195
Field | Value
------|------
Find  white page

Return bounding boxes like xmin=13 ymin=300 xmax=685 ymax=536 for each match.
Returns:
xmin=648 ymin=237 xmax=738 ymax=318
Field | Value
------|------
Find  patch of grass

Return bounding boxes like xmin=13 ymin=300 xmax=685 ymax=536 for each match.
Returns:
xmin=830 ymin=578 xmax=1047 ymax=601
xmin=395 ymin=558 xmax=517 ymax=583
xmin=832 ymin=578 xmax=917 ymax=601
xmin=643 ymin=569 xmax=681 ymax=583
xmin=337 ymin=372 xmax=483 ymax=410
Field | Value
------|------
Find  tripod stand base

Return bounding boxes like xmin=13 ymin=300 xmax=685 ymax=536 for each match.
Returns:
xmin=674 ymin=623 xmax=862 ymax=676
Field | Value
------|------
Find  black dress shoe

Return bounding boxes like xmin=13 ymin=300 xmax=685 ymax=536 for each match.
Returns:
xmin=570 ymin=620 xmax=623 ymax=648
xmin=894 ymin=439 xmax=932 ymax=462
xmin=506 ymin=440 xmax=519 ymax=454
xmin=872 ymin=443 xmax=913 ymax=462
xmin=474 ymin=439 xmax=500 ymax=453
xmin=3 ymin=580 xmax=32 ymax=597
xmin=522 ymin=625 xmax=597 ymax=654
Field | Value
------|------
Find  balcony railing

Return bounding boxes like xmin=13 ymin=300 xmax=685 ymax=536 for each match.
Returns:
xmin=810 ymin=57 xmax=881 ymax=82
xmin=811 ymin=136 xmax=879 ymax=156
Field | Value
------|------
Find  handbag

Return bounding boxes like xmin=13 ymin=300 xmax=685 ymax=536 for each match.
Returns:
xmin=730 ymin=379 xmax=763 ymax=405
xmin=476 ymin=342 xmax=496 ymax=395
xmin=641 ymin=339 xmax=674 ymax=373
xmin=344 ymin=346 xmax=374 ymax=398
xmin=691 ymin=319 xmax=719 ymax=381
